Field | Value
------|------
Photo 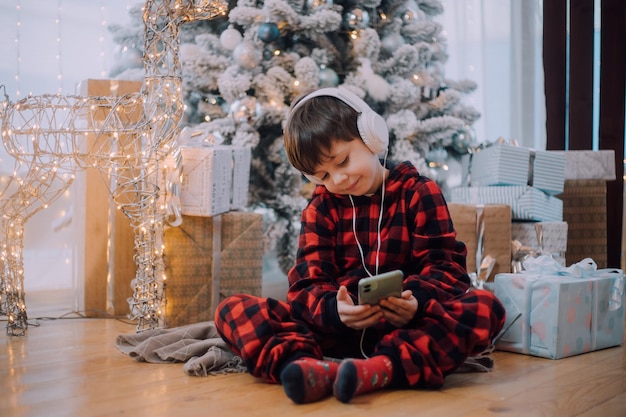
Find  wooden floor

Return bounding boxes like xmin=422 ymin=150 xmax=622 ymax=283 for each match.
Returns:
xmin=1 ymin=317 xmax=625 ymax=417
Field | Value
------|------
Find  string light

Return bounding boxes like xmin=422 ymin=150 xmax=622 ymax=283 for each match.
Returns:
xmin=0 ymin=0 xmax=228 ymax=336
xmin=99 ymin=1 xmax=107 ymax=78
xmin=14 ymin=1 xmax=22 ymax=98
xmin=56 ymin=0 xmax=63 ymax=94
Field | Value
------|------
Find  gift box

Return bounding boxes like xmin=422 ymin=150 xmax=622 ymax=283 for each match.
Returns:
xmin=179 ymin=146 xmax=233 ymax=217
xmin=77 ymin=79 xmax=143 ymax=317
xmin=448 ymin=203 xmax=512 ymax=281
xmin=560 ymin=179 xmax=609 ymax=268
xmin=450 ymin=185 xmax=563 ymax=222
xmin=550 ymin=150 xmax=616 ymax=181
xmin=465 ymin=143 xmax=566 ymax=195
xmin=511 ymin=221 xmax=568 ymax=266
xmin=230 ymin=146 xmax=251 ymax=210
xmin=164 ymin=212 xmax=264 ymax=327
xmin=555 ymin=151 xmax=616 ymax=268
xmin=494 ymin=256 xmax=625 ymax=359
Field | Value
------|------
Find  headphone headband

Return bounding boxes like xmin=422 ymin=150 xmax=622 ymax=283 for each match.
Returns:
xmin=291 ymin=87 xmax=389 ymax=156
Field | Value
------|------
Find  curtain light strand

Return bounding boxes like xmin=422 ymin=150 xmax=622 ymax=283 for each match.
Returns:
xmin=15 ymin=0 xmax=21 ymax=98
xmin=56 ymin=0 xmax=63 ymax=94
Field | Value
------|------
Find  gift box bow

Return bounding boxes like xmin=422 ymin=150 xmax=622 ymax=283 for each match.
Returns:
xmin=522 ymin=255 xmax=624 ymax=311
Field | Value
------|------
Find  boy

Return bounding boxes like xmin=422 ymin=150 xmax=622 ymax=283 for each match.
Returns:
xmin=214 ymin=87 xmax=505 ymax=404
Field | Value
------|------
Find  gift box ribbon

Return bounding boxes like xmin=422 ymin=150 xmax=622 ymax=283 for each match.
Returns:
xmin=468 ymin=204 xmax=496 ymax=289
xmin=522 ymin=255 xmax=624 ymax=311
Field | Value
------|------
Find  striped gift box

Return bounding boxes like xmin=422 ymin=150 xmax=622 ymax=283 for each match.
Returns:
xmin=467 ymin=143 xmax=566 ymax=195
xmin=450 ymin=185 xmax=563 ymax=222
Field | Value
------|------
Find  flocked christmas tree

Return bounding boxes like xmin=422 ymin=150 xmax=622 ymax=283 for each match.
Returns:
xmin=108 ymin=0 xmax=481 ymax=274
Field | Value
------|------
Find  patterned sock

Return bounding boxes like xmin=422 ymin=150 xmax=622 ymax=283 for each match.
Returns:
xmin=280 ymin=357 xmax=339 ymax=404
xmin=333 ymin=356 xmax=394 ymax=403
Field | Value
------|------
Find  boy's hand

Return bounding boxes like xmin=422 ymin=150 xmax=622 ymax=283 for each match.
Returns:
xmin=336 ymin=285 xmax=382 ymax=330
xmin=378 ymin=290 xmax=418 ymax=327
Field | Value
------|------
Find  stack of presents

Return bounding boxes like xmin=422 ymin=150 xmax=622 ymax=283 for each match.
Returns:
xmin=162 ymin=125 xmax=263 ymax=327
xmin=448 ymin=140 xmax=624 ymax=359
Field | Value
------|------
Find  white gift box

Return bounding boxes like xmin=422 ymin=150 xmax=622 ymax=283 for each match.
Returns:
xmin=450 ymin=185 xmax=563 ymax=222
xmin=550 ymin=150 xmax=616 ymax=180
xmin=465 ymin=143 xmax=566 ymax=195
xmin=179 ymin=146 xmax=233 ymax=217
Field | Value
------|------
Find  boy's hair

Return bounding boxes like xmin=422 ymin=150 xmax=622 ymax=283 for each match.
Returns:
xmin=284 ymin=92 xmax=360 ymax=175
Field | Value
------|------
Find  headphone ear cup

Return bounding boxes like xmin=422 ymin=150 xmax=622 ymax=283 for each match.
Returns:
xmin=357 ymin=110 xmax=389 ymax=155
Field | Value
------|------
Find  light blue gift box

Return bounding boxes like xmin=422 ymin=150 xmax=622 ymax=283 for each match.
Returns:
xmin=450 ymin=185 xmax=563 ymax=222
xmin=463 ymin=143 xmax=566 ymax=195
xmin=494 ymin=256 xmax=624 ymax=359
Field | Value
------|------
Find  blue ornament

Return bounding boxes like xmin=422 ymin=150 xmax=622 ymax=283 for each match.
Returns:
xmin=258 ymin=22 xmax=280 ymax=43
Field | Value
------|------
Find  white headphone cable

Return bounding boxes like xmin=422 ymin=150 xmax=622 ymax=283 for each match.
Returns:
xmin=350 ymin=153 xmax=388 ymax=358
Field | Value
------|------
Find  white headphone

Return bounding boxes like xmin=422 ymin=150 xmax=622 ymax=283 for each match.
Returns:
xmin=290 ymin=87 xmax=389 ymax=156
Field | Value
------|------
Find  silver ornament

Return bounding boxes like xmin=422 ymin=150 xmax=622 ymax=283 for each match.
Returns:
xmin=345 ymin=8 xmax=370 ymax=30
xmin=233 ymin=41 xmax=261 ymax=69
xmin=319 ymin=67 xmax=339 ymax=87
xmin=230 ymin=95 xmax=263 ymax=125
xmin=306 ymin=0 xmax=333 ymax=11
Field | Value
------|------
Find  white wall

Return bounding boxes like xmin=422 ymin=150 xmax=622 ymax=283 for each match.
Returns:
xmin=0 ymin=1 xmax=135 ymax=98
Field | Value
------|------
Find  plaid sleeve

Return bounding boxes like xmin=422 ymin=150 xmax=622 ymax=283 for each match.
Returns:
xmin=402 ymin=176 xmax=471 ymax=312
xmin=286 ymin=195 xmax=352 ymax=335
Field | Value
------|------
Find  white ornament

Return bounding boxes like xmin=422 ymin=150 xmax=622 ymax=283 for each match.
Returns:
xmin=220 ymin=25 xmax=243 ymax=50
xmin=381 ymin=32 xmax=405 ymax=55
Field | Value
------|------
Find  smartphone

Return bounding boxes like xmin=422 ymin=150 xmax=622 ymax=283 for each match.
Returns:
xmin=358 ymin=270 xmax=404 ymax=305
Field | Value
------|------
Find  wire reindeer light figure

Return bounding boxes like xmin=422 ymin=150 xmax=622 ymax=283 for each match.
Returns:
xmin=0 ymin=0 xmax=227 ymax=336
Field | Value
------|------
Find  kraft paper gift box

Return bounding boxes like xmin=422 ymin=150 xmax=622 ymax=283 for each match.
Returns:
xmin=77 ymin=79 xmax=143 ymax=317
xmin=465 ymin=143 xmax=566 ymax=195
xmin=450 ymin=185 xmax=563 ymax=222
xmin=448 ymin=203 xmax=512 ymax=281
xmin=554 ymin=151 xmax=616 ymax=269
xmin=164 ymin=212 xmax=264 ymax=328
xmin=560 ymin=180 xmax=608 ymax=268
xmin=511 ymin=221 xmax=568 ymax=266
xmin=77 ymin=78 xmax=144 ymax=124
xmin=494 ymin=256 xmax=625 ymax=359
xmin=179 ymin=146 xmax=233 ymax=216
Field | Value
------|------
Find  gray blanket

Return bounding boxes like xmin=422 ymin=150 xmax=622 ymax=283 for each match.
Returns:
xmin=115 ymin=321 xmax=246 ymax=376
xmin=116 ymin=320 xmax=494 ymax=377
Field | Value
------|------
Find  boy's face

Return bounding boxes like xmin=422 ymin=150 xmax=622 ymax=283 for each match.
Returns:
xmin=308 ymin=138 xmax=386 ymax=196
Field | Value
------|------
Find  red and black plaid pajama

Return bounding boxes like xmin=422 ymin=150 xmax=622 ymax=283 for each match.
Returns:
xmin=215 ymin=288 xmax=504 ymax=387
xmin=215 ymin=161 xmax=506 ymax=387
